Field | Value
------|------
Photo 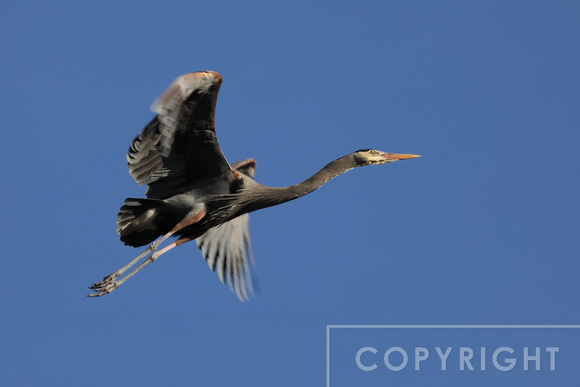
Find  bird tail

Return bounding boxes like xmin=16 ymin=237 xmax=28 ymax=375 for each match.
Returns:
xmin=117 ymin=198 xmax=166 ymax=247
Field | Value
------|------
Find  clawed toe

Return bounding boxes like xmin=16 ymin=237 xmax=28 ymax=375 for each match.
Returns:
xmin=87 ymin=235 xmax=183 ymax=298
xmin=87 ymin=276 xmax=119 ymax=297
xmin=101 ymin=271 xmax=120 ymax=284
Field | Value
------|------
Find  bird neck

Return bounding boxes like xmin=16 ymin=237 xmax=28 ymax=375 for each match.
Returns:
xmin=288 ymin=156 xmax=357 ymax=197
xmin=234 ymin=155 xmax=357 ymax=214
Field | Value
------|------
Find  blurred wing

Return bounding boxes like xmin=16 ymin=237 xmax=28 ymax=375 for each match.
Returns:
xmin=126 ymin=71 xmax=232 ymax=197
xmin=196 ymin=214 xmax=255 ymax=301
xmin=196 ymin=158 xmax=258 ymax=301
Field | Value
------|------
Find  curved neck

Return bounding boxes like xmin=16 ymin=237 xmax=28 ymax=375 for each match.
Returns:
xmin=234 ymin=154 xmax=357 ymax=214
xmin=288 ymin=156 xmax=357 ymax=197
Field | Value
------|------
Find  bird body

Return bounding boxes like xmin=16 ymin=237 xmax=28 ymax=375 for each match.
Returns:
xmin=89 ymin=71 xmax=419 ymax=300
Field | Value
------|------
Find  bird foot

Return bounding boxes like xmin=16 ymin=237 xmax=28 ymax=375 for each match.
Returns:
xmin=87 ymin=272 xmax=120 ymax=297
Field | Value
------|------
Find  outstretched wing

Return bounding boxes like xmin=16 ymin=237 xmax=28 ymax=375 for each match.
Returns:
xmin=126 ymin=71 xmax=232 ymax=198
xmin=196 ymin=214 xmax=255 ymax=301
xmin=196 ymin=158 xmax=258 ymax=301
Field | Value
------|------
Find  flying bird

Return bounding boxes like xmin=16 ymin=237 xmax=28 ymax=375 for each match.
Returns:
xmin=88 ymin=71 xmax=420 ymax=300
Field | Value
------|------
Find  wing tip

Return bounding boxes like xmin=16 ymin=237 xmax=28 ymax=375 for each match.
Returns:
xmin=183 ymin=71 xmax=222 ymax=82
xmin=179 ymin=71 xmax=223 ymax=89
xmin=151 ymin=71 xmax=222 ymax=115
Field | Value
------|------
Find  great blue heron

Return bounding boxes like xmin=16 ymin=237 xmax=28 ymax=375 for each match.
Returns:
xmin=88 ymin=71 xmax=420 ymax=300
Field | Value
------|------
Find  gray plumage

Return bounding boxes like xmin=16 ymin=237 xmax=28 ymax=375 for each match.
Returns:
xmin=88 ymin=71 xmax=420 ymax=300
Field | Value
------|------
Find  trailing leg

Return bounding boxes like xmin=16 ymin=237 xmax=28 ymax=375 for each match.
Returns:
xmin=88 ymin=207 xmax=206 ymax=297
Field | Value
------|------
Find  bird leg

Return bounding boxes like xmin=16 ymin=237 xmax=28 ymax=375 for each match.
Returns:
xmin=92 ymin=226 xmax=178 ymax=285
xmin=89 ymin=236 xmax=195 ymax=296
xmin=88 ymin=237 xmax=166 ymax=292
xmin=88 ymin=207 xmax=206 ymax=297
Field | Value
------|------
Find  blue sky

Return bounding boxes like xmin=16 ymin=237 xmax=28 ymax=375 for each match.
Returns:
xmin=1 ymin=1 xmax=579 ymax=386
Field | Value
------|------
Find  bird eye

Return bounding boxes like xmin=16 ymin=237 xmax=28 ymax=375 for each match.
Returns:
xmin=369 ymin=150 xmax=376 ymax=155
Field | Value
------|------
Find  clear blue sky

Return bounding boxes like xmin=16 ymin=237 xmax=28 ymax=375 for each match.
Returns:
xmin=1 ymin=1 xmax=579 ymax=386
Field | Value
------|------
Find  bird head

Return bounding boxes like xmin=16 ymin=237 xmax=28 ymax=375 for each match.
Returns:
xmin=353 ymin=149 xmax=421 ymax=166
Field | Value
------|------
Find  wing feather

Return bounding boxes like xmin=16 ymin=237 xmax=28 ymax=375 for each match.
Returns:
xmin=194 ymin=157 xmax=257 ymax=301
xmin=196 ymin=214 xmax=255 ymax=301
xmin=126 ymin=71 xmax=231 ymax=197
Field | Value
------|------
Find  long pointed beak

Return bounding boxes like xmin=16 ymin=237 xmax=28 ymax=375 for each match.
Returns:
xmin=382 ymin=153 xmax=421 ymax=161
